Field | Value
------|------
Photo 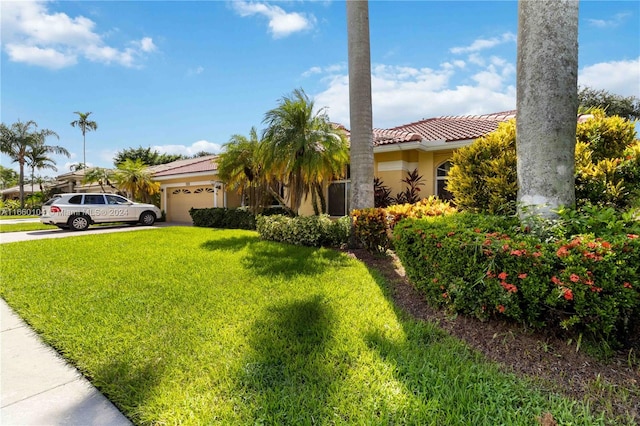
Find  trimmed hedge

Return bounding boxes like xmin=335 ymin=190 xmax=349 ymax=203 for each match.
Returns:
xmin=256 ymin=214 xmax=350 ymax=248
xmin=189 ymin=207 xmax=256 ymax=230
xmin=392 ymin=212 xmax=640 ymax=348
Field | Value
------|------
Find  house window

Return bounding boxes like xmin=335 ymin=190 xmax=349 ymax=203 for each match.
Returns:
xmin=328 ymin=181 xmax=350 ymax=216
xmin=436 ymin=161 xmax=453 ymax=201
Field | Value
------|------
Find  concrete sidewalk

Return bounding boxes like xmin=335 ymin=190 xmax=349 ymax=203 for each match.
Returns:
xmin=1 ymin=299 xmax=132 ymax=425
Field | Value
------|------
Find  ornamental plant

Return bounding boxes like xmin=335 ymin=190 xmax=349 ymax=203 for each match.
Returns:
xmin=392 ymin=211 xmax=640 ymax=348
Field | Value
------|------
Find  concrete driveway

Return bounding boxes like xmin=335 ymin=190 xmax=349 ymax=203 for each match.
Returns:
xmin=0 ymin=221 xmax=181 ymax=244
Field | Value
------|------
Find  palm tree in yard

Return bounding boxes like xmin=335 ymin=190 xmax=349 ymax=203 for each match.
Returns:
xmin=261 ymin=88 xmax=349 ymax=215
xmin=516 ymin=0 xmax=579 ymax=220
xmin=83 ymin=167 xmax=116 ymax=193
xmin=218 ymin=127 xmax=268 ymax=214
xmin=113 ymin=158 xmax=160 ymax=203
xmin=25 ymin=136 xmax=70 ymax=195
xmin=0 ymin=120 xmax=61 ymax=208
xmin=346 ymin=0 xmax=375 ymax=211
xmin=70 ymin=111 xmax=98 ymax=168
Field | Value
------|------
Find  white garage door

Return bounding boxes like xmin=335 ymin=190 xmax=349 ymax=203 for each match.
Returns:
xmin=167 ymin=186 xmax=216 ymax=222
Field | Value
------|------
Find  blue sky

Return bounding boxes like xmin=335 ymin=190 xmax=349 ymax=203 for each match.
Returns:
xmin=1 ymin=0 xmax=639 ymax=174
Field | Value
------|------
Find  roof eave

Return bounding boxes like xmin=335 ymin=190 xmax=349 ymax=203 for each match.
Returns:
xmin=373 ymin=138 xmax=475 ymax=153
xmin=153 ymin=170 xmax=218 ymax=181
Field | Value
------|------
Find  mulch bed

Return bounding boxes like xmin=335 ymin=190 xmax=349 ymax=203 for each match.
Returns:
xmin=344 ymin=248 xmax=640 ymax=422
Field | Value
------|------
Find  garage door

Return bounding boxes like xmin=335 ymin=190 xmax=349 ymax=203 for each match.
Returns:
xmin=167 ymin=186 xmax=216 ymax=222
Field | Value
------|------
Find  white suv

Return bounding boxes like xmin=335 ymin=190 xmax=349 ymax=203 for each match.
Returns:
xmin=41 ymin=193 xmax=162 ymax=231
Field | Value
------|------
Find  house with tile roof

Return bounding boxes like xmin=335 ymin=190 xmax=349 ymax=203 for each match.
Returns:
xmin=318 ymin=111 xmax=516 ymax=216
xmin=149 ymin=155 xmax=242 ymax=222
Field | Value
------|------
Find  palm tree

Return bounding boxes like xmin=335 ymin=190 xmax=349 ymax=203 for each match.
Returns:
xmin=113 ymin=159 xmax=160 ymax=203
xmin=346 ymin=0 xmax=375 ymax=211
xmin=218 ymin=127 xmax=268 ymax=213
xmin=516 ymin=0 xmax=579 ymax=220
xmin=261 ymin=88 xmax=349 ymax=215
xmin=70 ymin=111 xmax=98 ymax=167
xmin=83 ymin=167 xmax=116 ymax=193
xmin=0 ymin=120 xmax=60 ymax=208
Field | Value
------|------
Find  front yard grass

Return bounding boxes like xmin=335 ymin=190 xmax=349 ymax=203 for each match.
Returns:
xmin=0 ymin=227 xmax=608 ymax=424
xmin=0 ymin=222 xmax=52 ymax=233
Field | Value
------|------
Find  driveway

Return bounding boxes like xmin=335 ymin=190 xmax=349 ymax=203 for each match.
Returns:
xmin=0 ymin=222 xmax=186 ymax=244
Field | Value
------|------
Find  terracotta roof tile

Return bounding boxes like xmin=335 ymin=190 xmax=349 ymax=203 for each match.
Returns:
xmin=390 ymin=110 xmax=516 ymax=143
xmin=152 ymin=155 xmax=218 ymax=177
xmin=373 ymin=128 xmax=423 ymax=145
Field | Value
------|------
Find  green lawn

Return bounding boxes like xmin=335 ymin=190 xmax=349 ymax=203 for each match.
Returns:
xmin=0 ymin=227 xmax=608 ymax=425
xmin=0 ymin=222 xmax=53 ymax=233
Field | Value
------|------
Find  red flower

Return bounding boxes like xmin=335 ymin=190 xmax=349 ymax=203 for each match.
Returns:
xmin=556 ymin=246 xmax=570 ymax=258
xmin=563 ymin=289 xmax=574 ymax=301
xmin=624 ymin=282 xmax=633 ymax=289
xmin=601 ymin=241 xmax=611 ymax=249
xmin=487 ymin=270 xmax=496 ymax=278
xmin=442 ymin=293 xmax=448 ymax=298
xmin=627 ymin=234 xmax=639 ymax=239
xmin=474 ymin=228 xmax=481 ymax=233
xmin=502 ymin=244 xmax=510 ymax=252
xmin=498 ymin=271 xmax=508 ymax=281
xmin=510 ymin=249 xmax=524 ymax=257
xmin=483 ymin=239 xmax=492 ymax=246
xmin=447 ymin=231 xmax=456 ymax=237
xmin=532 ymin=251 xmax=542 ymax=258
xmin=497 ymin=305 xmax=506 ymax=313
xmin=436 ymin=242 xmax=442 ymax=248
xmin=551 ymin=276 xmax=562 ymax=285
xmin=518 ymin=273 xmax=528 ymax=279
xmin=569 ymin=274 xmax=580 ymax=283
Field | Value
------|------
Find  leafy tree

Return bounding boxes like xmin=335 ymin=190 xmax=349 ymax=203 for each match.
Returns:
xmin=113 ymin=158 xmax=160 ymax=203
xmin=261 ymin=88 xmax=349 ymax=215
xmin=83 ymin=167 xmax=116 ymax=193
xmin=70 ymin=111 xmax=98 ymax=167
xmin=578 ymin=86 xmax=640 ymax=121
xmin=0 ymin=165 xmax=18 ymax=189
xmin=347 ymin=0 xmax=375 ymax=212
xmin=69 ymin=163 xmax=87 ymax=171
xmin=0 ymin=120 xmax=60 ymax=208
xmin=113 ymin=146 xmax=184 ymax=166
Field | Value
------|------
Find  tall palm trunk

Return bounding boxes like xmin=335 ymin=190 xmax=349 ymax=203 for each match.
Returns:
xmin=347 ymin=0 xmax=375 ymax=212
xmin=516 ymin=0 xmax=579 ymax=220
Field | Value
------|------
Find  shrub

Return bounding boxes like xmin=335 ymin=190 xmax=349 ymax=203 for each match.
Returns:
xmin=448 ymin=113 xmax=639 ymax=212
xmin=447 ymin=120 xmax=518 ymax=214
xmin=351 ymin=208 xmax=391 ymax=253
xmin=392 ymin=210 xmax=640 ymax=348
xmin=256 ymin=214 xmax=350 ymax=248
xmin=189 ymin=207 xmax=256 ymax=230
xmin=385 ymin=196 xmax=457 ymax=229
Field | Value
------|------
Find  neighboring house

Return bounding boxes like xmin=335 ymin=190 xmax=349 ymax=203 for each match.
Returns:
xmin=1 ymin=185 xmax=40 ymax=201
xmin=150 ymin=156 xmax=242 ymax=222
xmin=316 ymin=111 xmax=517 ymax=216
xmin=48 ymin=168 xmax=117 ymax=194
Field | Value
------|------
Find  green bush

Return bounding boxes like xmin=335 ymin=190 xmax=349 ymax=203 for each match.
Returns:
xmin=447 ymin=112 xmax=639 ymax=212
xmin=392 ymin=210 xmax=640 ymax=348
xmin=447 ymin=120 xmax=518 ymax=214
xmin=189 ymin=207 xmax=256 ymax=230
xmin=256 ymin=214 xmax=350 ymax=248
xmin=351 ymin=208 xmax=391 ymax=253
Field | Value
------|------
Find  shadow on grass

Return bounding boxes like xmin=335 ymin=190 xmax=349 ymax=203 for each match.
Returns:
xmin=241 ymin=242 xmax=352 ymax=278
xmin=200 ymin=234 xmax=258 ymax=251
xmin=235 ymin=295 xmax=342 ymax=423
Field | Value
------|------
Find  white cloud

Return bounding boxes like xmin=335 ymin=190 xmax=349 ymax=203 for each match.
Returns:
xmin=578 ymin=57 xmax=640 ymax=97
xmin=231 ymin=1 xmax=315 ymax=38
xmin=187 ymin=66 xmax=205 ymax=76
xmin=152 ymin=140 xmax=223 ymax=157
xmin=588 ymin=12 xmax=631 ymax=29
xmin=314 ymin=59 xmax=516 ymax=129
xmin=450 ymin=32 xmax=516 ymax=54
xmin=0 ymin=1 xmax=157 ymax=69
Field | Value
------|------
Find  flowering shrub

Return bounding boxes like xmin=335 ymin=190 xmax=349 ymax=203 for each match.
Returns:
xmin=385 ymin=196 xmax=457 ymax=228
xmin=393 ymin=212 xmax=640 ymax=347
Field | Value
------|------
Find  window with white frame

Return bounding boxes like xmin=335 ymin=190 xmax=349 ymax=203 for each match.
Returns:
xmin=436 ymin=161 xmax=453 ymax=201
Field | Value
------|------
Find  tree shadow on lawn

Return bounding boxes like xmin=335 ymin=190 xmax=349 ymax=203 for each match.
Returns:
xmin=201 ymin=234 xmax=352 ymax=278
xmin=234 ymin=295 xmax=345 ymax=423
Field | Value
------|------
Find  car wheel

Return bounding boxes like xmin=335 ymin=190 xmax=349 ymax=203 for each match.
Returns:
xmin=139 ymin=211 xmax=156 ymax=226
xmin=68 ymin=215 xmax=90 ymax=231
